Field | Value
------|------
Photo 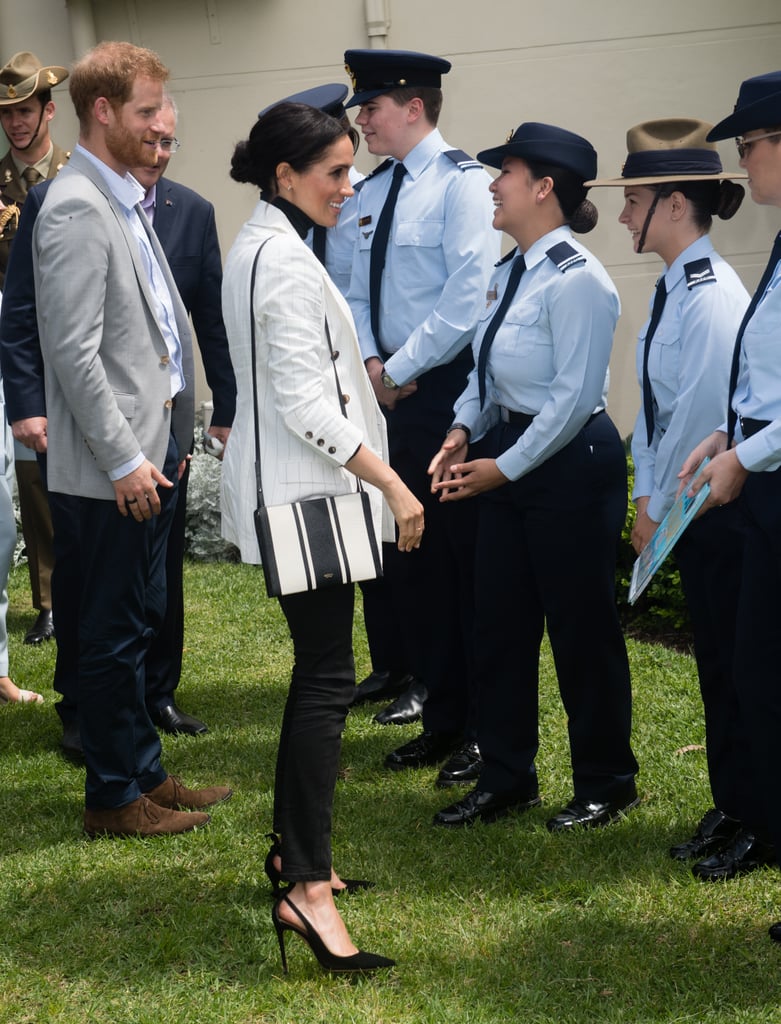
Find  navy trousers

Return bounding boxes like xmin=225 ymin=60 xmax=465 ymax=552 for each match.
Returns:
xmin=475 ymin=412 xmax=638 ymax=801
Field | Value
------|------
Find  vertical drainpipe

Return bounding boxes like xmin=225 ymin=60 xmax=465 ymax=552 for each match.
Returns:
xmin=65 ymin=0 xmax=98 ymax=59
xmin=364 ymin=0 xmax=389 ymax=50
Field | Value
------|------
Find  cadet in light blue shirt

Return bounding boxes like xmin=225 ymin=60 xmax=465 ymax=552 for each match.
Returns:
xmin=430 ymin=123 xmax=638 ymax=831
xmin=343 ymin=48 xmax=498 ymax=785
xmin=591 ymin=118 xmax=754 ymax=879
xmin=683 ymin=75 xmax=781 ymax=937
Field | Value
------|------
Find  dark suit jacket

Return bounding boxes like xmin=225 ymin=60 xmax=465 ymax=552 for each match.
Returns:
xmin=0 ymin=175 xmax=235 ymax=437
xmin=149 ymin=178 xmax=235 ymax=428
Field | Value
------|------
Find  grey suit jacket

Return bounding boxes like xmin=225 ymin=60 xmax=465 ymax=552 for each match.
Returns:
xmin=32 ymin=149 xmax=194 ymax=499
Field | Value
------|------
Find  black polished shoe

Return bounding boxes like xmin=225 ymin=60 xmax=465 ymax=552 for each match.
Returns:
xmin=434 ymin=786 xmax=541 ymax=826
xmin=669 ymin=808 xmax=742 ymax=861
xmin=692 ymin=829 xmax=777 ymax=881
xmin=373 ymin=680 xmax=428 ymax=726
xmin=546 ymin=790 xmax=640 ymax=832
xmin=769 ymin=921 xmax=781 ymax=943
xmin=61 ymin=722 xmax=85 ymax=763
xmin=352 ymin=670 xmax=414 ymax=706
xmin=436 ymin=741 xmax=482 ymax=788
xmin=24 ymin=609 xmax=54 ymax=645
xmin=385 ymin=730 xmax=461 ymax=770
xmin=150 ymin=701 xmax=208 ymax=736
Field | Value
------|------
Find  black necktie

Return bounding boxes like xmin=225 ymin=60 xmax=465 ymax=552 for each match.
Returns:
xmin=369 ymin=162 xmax=406 ymax=351
xmin=642 ymin=276 xmax=668 ymax=446
xmin=727 ymin=231 xmax=781 ymax=445
xmin=477 ymin=254 xmax=526 ymax=408
xmin=312 ymin=225 xmax=327 ymax=267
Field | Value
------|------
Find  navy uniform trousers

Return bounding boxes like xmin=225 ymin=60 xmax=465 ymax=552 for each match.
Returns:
xmin=731 ymin=467 xmax=781 ymax=855
xmin=367 ymin=347 xmax=479 ymax=738
xmin=474 ymin=411 xmax=638 ymax=801
xmin=674 ymin=504 xmax=759 ymax=826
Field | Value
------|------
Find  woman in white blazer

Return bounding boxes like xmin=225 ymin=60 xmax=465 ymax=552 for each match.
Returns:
xmin=221 ymin=103 xmax=423 ymax=975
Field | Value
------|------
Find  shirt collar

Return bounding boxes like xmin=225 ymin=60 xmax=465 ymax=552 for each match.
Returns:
xmin=663 ymin=234 xmax=715 ymax=291
xmin=395 ymin=128 xmax=443 ymax=181
xmin=11 ymin=142 xmax=54 ymax=180
xmin=75 ymin=143 xmax=145 ymax=212
xmin=521 ymin=225 xmax=576 ymax=271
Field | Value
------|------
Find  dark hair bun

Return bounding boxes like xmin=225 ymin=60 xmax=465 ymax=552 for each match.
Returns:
xmin=716 ymin=180 xmax=745 ymax=220
xmin=229 ymin=140 xmax=253 ymax=184
xmin=569 ymin=197 xmax=599 ymax=234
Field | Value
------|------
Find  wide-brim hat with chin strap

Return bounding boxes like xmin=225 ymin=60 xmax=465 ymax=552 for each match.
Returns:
xmin=707 ymin=71 xmax=781 ymax=141
xmin=0 ymin=51 xmax=68 ymax=106
xmin=477 ymin=122 xmax=598 ymax=181
xmin=586 ymin=118 xmax=744 ymax=187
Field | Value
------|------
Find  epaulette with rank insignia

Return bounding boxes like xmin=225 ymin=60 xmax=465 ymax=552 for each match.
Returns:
xmin=684 ymin=257 xmax=717 ymax=290
xmin=444 ymin=149 xmax=482 ymax=170
xmin=545 ymin=241 xmax=586 ymax=272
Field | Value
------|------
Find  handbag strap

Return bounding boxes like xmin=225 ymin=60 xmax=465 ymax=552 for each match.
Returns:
xmin=248 ymin=239 xmax=361 ymax=513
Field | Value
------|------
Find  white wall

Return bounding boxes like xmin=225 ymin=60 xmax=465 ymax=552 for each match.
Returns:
xmin=2 ymin=0 xmax=780 ymax=433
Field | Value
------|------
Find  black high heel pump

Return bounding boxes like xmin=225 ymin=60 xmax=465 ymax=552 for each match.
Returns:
xmin=272 ymin=892 xmax=395 ymax=974
xmin=264 ymin=833 xmax=374 ymax=897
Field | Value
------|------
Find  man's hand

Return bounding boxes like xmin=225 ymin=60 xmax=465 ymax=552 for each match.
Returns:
xmin=12 ymin=417 xmax=48 ymax=453
xmin=365 ymin=356 xmax=416 ymax=410
xmin=206 ymin=424 xmax=231 ymax=459
xmin=112 ymin=459 xmax=173 ymax=520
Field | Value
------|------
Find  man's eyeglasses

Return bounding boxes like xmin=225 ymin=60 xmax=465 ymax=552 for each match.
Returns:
xmin=158 ymin=137 xmax=181 ymax=154
xmin=735 ymin=130 xmax=781 ymax=159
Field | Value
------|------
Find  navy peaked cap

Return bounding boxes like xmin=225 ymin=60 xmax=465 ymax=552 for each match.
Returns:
xmin=344 ymin=49 xmax=451 ymax=107
xmin=478 ymin=122 xmax=598 ymax=181
xmin=258 ymin=83 xmax=349 ymax=119
xmin=707 ymin=71 xmax=781 ymax=140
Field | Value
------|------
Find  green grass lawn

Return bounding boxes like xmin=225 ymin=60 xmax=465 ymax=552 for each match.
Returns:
xmin=1 ymin=561 xmax=780 ymax=1024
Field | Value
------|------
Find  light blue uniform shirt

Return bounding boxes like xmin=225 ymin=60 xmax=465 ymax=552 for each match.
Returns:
xmin=632 ymin=236 xmax=749 ymax=522
xmin=347 ymin=128 xmax=498 ymax=385
xmin=452 ymin=225 xmax=619 ymax=482
xmin=731 ymin=250 xmax=781 ymax=472
xmin=75 ymin=145 xmax=184 ymax=480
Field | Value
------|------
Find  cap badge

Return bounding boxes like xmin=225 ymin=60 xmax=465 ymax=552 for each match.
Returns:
xmin=344 ymin=64 xmax=357 ymax=90
xmin=7 ymin=85 xmax=16 ymax=99
xmin=46 ymin=70 xmax=57 ymax=85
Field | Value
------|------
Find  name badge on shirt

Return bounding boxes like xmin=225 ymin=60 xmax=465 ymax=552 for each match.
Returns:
xmin=486 ymin=286 xmax=498 ymax=308
xmin=358 ymin=216 xmax=372 ymax=227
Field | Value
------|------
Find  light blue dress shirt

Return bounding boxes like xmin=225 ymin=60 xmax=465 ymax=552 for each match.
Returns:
xmin=347 ymin=128 xmax=498 ymax=384
xmin=452 ymin=225 xmax=619 ymax=482
xmin=631 ymin=235 xmax=749 ymax=522
xmin=731 ymin=252 xmax=781 ymax=472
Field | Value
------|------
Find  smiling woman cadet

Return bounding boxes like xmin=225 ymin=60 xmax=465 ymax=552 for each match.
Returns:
xmin=588 ymin=120 xmax=754 ymax=880
xmin=681 ymin=71 xmax=781 ymax=941
xmin=220 ymin=102 xmax=423 ymax=974
xmin=428 ymin=123 xmax=638 ymax=831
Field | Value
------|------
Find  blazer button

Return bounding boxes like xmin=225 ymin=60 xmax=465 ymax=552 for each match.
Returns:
xmin=342 ymin=394 xmax=350 ymax=404
xmin=164 ymin=399 xmax=173 ymax=409
xmin=305 ymin=431 xmax=313 ymax=439
xmin=160 ymin=354 xmax=170 ymax=365
xmin=328 ymin=446 xmax=336 ymax=454
xmin=317 ymin=438 xmax=325 ymax=446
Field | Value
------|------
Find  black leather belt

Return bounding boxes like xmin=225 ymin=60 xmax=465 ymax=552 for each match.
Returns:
xmin=499 ymin=408 xmax=603 ymax=434
xmin=739 ymin=415 xmax=770 ymax=438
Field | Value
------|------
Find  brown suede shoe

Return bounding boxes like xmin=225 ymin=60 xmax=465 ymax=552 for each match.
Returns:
xmin=144 ymin=774 xmax=233 ymax=811
xmin=84 ymin=795 xmax=209 ymax=838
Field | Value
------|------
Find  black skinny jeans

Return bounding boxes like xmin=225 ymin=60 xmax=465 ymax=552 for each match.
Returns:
xmin=274 ymin=583 xmax=356 ymax=882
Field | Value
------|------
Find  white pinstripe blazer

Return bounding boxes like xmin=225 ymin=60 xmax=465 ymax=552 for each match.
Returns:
xmin=220 ymin=200 xmax=391 ymax=564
